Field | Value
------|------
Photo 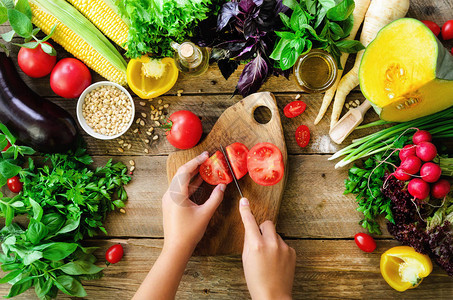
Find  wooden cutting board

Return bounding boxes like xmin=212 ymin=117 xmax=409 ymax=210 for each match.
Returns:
xmin=166 ymin=92 xmax=288 ymax=255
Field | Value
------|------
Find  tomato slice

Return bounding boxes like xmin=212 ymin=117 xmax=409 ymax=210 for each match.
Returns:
xmin=247 ymin=143 xmax=284 ymax=186
xmin=226 ymin=142 xmax=249 ymax=179
xmin=200 ymin=151 xmax=233 ymax=185
xmin=283 ymin=101 xmax=306 ymax=118
xmin=295 ymin=125 xmax=310 ymax=148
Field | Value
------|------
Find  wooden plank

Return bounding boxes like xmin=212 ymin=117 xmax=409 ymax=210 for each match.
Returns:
xmin=0 ymin=239 xmax=451 ymax=299
xmin=86 ymin=155 xmax=390 ymax=239
xmin=167 ymin=92 xmax=288 ymax=255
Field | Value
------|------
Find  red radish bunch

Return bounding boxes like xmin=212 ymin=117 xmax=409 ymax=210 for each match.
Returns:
xmin=391 ymin=129 xmax=450 ymax=200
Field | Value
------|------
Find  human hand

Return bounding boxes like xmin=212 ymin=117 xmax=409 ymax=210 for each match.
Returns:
xmin=239 ymin=198 xmax=296 ymax=300
xmin=162 ymin=151 xmax=226 ymax=256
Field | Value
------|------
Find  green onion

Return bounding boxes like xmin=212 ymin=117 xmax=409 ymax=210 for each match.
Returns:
xmin=330 ymin=107 xmax=453 ymax=168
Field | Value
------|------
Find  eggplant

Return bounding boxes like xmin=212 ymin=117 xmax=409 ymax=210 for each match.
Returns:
xmin=0 ymin=52 xmax=78 ymax=153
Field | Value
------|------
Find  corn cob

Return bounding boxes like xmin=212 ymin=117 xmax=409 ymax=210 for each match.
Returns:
xmin=65 ymin=0 xmax=128 ymax=49
xmin=29 ymin=0 xmax=127 ymax=86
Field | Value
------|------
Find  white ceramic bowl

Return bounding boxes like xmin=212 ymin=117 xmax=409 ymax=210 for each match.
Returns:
xmin=76 ymin=81 xmax=135 ymax=140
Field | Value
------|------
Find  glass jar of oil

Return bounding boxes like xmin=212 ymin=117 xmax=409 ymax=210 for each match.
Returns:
xmin=293 ymin=49 xmax=337 ymax=93
xmin=171 ymin=41 xmax=210 ymax=76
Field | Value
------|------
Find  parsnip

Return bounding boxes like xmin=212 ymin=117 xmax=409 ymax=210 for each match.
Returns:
xmin=314 ymin=0 xmax=371 ymax=125
xmin=330 ymin=0 xmax=410 ymax=128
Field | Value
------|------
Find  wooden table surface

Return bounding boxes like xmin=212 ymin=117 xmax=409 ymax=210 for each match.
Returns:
xmin=1 ymin=1 xmax=453 ymax=298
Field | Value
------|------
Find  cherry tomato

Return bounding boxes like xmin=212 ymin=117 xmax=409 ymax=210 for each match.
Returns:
xmin=2 ymin=141 xmax=11 ymax=152
xmin=283 ymin=101 xmax=307 ymax=118
xmin=105 ymin=244 xmax=124 ymax=264
xmin=226 ymin=142 xmax=249 ymax=179
xmin=18 ymin=42 xmax=57 ymax=78
xmin=247 ymin=143 xmax=284 ymax=186
xmin=165 ymin=110 xmax=203 ymax=150
xmin=295 ymin=125 xmax=310 ymax=148
xmin=200 ymin=151 xmax=233 ymax=185
xmin=7 ymin=176 xmax=23 ymax=193
xmin=50 ymin=58 xmax=92 ymax=98
xmin=441 ymin=20 xmax=453 ymax=40
xmin=354 ymin=233 xmax=376 ymax=253
xmin=421 ymin=20 xmax=440 ymax=36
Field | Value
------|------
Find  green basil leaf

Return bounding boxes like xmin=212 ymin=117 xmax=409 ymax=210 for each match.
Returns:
xmin=275 ymin=31 xmax=295 ymax=40
xmin=0 ymin=159 xmax=21 ymax=178
xmin=40 ymin=42 xmax=56 ymax=56
xmin=59 ymin=260 xmax=103 ymax=275
xmin=35 ymin=277 xmax=53 ymax=299
xmin=29 ymin=198 xmax=43 ymax=222
xmin=53 ymin=216 xmax=80 ymax=235
xmin=290 ymin=5 xmax=307 ymax=31
xmin=41 ymin=213 xmax=65 ymax=234
xmin=339 ymin=14 xmax=354 ymax=37
xmin=55 ymin=275 xmax=87 ymax=297
xmin=14 ymin=0 xmax=31 ymax=20
xmin=279 ymin=13 xmax=290 ymax=30
xmin=291 ymin=38 xmax=305 ymax=54
xmin=282 ymin=0 xmax=297 ymax=10
xmin=15 ymin=41 xmax=39 ymax=49
xmin=329 ymin=22 xmax=344 ymax=37
xmin=0 ymin=269 xmax=22 ymax=284
xmin=326 ymin=0 xmax=354 ymax=21
xmin=7 ymin=9 xmax=32 ymax=38
xmin=41 ymin=243 xmax=78 ymax=261
xmin=6 ymin=275 xmax=33 ymax=298
xmin=318 ymin=0 xmax=336 ymax=9
xmin=315 ymin=6 xmax=328 ymax=28
xmin=280 ymin=43 xmax=299 ymax=71
xmin=0 ymin=0 xmax=14 ymax=9
xmin=23 ymin=250 xmax=43 ymax=265
xmin=336 ymin=39 xmax=365 ymax=53
xmin=26 ymin=220 xmax=48 ymax=245
xmin=0 ymin=123 xmax=16 ymax=144
xmin=0 ymin=6 xmax=7 ymax=24
xmin=305 ymin=0 xmax=317 ymax=14
xmin=5 ymin=205 xmax=14 ymax=226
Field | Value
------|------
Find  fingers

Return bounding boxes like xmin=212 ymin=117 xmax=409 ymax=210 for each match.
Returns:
xmin=239 ymin=198 xmax=261 ymax=243
xmin=188 ymin=175 xmax=204 ymax=196
xmin=259 ymin=220 xmax=278 ymax=242
xmin=170 ymin=152 xmax=209 ymax=193
xmin=202 ymin=184 xmax=226 ymax=216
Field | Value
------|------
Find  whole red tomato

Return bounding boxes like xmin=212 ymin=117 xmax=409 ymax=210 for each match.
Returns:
xmin=165 ymin=110 xmax=202 ymax=149
xmin=354 ymin=233 xmax=376 ymax=253
xmin=18 ymin=42 xmax=57 ymax=78
xmin=421 ymin=20 xmax=440 ymax=36
xmin=50 ymin=58 xmax=92 ymax=98
xmin=106 ymin=244 xmax=124 ymax=264
xmin=2 ymin=141 xmax=11 ymax=152
xmin=7 ymin=176 xmax=23 ymax=193
xmin=441 ymin=20 xmax=453 ymax=40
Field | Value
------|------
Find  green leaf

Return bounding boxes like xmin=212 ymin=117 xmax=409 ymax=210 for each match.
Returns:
xmin=305 ymin=0 xmax=317 ymax=14
xmin=7 ymin=9 xmax=33 ymax=38
xmin=5 ymin=205 xmax=14 ymax=226
xmin=6 ymin=276 xmax=33 ymax=298
xmin=0 ymin=123 xmax=16 ymax=144
xmin=0 ymin=6 xmax=7 ymax=24
xmin=280 ymin=43 xmax=299 ymax=71
xmin=59 ymin=260 xmax=103 ymax=275
xmin=54 ymin=216 xmax=80 ymax=235
xmin=275 ymin=31 xmax=295 ymax=40
xmin=35 ymin=277 xmax=53 ymax=299
xmin=41 ymin=243 xmax=78 ymax=261
xmin=1 ymin=29 xmax=15 ymax=42
xmin=318 ymin=0 xmax=336 ymax=9
xmin=336 ymin=39 xmax=365 ymax=53
xmin=14 ymin=0 xmax=31 ymax=20
xmin=326 ymin=0 xmax=355 ymax=21
xmin=16 ymin=41 xmax=39 ymax=49
xmin=290 ymin=5 xmax=307 ymax=32
xmin=54 ymin=275 xmax=87 ymax=297
xmin=26 ymin=220 xmax=48 ymax=245
xmin=113 ymin=199 xmax=125 ymax=208
xmin=41 ymin=213 xmax=65 ymax=234
xmin=0 ymin=159 xmax=21 ymax=178
xmin=23 ymin=250 xmax=43 ymax=265
xmin=0 ymin=0 xmax=14 ymax=9
xmin=29 ymin=198 xmax=43 ymax=222
xmin=279 ymin=12 xmax=290 ymax=29
xmin=329 ymin=22 xmax=344 ymax=37
xmin=41 ymin=22 xmax=57 ymax=43
xmin=0 ymin=269 xmax=22 ymax=284
xmin=40 ymin=42 xmax=56 ymax=56
xmin=282 ymin=0 xmax=297 ymax=10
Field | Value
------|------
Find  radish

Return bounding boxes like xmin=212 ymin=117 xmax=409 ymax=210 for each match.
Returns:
xmin=398 ymin=144 xmax=416 ymax=162
xmin=431 ymin=179 xmax=451 ymax=199
xmin=416 ymin=141 xmax=437 ymax=162
xmin=394 ymin=167 xmax=411 ymax=181
xmin=399 ymin=155 xmax=422 ymax=175
xmin=420 ymin=162 xmax=442 ymax=183
xmin=412 ymin=130 xmax=432 ymax=145
xmin=408 ymin=178 xmax=430 ymax=200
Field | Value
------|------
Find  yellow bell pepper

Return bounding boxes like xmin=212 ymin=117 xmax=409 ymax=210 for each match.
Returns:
xmin=127 ymin=56 xmax=178 ymax=99
xmin=380 ymin=246 xmax=433 ymax=292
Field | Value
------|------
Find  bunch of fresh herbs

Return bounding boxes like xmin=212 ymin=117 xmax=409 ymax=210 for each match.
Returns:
xmin=0 ymin=124 xmax=131 ymax=299
xmin=115 ymin=0 xmax=223 ymax=58
xmin=193 ymin=0 xmax=289 ymax=97
xmin=0 ymin=0 xmax=56 ymax=56
xmin=271 ymin=0 xmax=364 ymax=70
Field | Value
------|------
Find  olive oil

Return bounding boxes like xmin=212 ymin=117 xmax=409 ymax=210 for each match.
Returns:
xmin=171 ymin=41 xmax=209 ymax=76
xmin=294 ymin=49 xmax=337 ymax=93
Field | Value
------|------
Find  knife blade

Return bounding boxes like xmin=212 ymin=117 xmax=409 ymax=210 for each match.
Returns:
xmin=219 ymin=144 xmax=244 ymax=198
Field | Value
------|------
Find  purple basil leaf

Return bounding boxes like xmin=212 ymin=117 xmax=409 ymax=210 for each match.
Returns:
xmin=217 ymin=2 xmax=240 ymax=31
xmin=243 ymin=15 xmax=257 ymax=39
xmin=236 ymin=41 xmax=256 ymax=60
xmin=236 ymin=52 xmax=269 ymax=97
xmin=217 ymin=59 xmax=240 ymax=80
xmin=216 ymin=39 xmax=249 ymax=57
xmin=239 ymin=0 xmax=257 ymax=13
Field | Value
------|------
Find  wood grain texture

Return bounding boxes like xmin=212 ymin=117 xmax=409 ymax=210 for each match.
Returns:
xmin=167 ymin=92 xmax=288 ymax=255
xmin=1 ymin=239 xmax=451 ymax=300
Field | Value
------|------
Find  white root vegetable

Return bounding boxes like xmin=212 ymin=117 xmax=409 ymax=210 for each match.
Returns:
xmin=314 ymin=0 xmax=371 ymax=125
xmin=330 ymin=0 xmax=410 ymax=128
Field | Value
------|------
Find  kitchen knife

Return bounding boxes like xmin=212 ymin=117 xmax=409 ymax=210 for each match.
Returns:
xmin=219 ymin=144 xmax=244 ymax=198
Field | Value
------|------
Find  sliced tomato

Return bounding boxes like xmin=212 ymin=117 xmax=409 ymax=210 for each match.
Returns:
xmin=283 ymin=101 xmax=306 ymax=118
xmin=226 ymin=142 xmax=249 ymax=179
xmin=199 ymin=151 xmax=233 ymax=185
xmin=247 ymin=143 xmax=284 ymax=186
xmin=295 ymin=125 xmax=310 ymax=148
